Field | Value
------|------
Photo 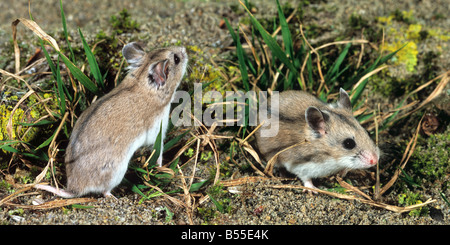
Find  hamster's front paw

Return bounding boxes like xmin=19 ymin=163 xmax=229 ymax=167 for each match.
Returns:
xmin=156 ymin=156 xmax=162 ymax=167
xmin=302 ymin=179 xmax=319 ymax=194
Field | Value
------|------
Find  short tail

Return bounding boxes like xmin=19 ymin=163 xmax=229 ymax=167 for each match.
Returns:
xmin=34 ymin=184 xmax=76 ymax=198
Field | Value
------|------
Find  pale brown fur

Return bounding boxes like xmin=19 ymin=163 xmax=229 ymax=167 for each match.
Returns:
xmin=36 ymin=43 xmax=188 ymax=198
xmin=256 ymin=89 xmax=379 ymax=191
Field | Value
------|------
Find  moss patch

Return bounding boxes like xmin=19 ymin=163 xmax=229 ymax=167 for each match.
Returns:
xmin=410 ymin=126 xmax=450 ymax=189
xmin=377 ymin=10 xmax=449 ymax=73
xmin=0 ymin=92 xmax=56 ymax=147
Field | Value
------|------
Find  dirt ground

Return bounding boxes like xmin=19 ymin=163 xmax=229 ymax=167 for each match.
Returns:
xmin=0 ymin=0 xmax=449 ymax=228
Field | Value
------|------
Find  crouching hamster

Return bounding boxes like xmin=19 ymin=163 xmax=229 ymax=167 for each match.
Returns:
xmin=255 ymin=88 xmax=379 ymax=193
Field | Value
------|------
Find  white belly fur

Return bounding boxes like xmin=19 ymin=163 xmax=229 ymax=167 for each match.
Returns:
xmin=108 ymin=107 xmax=170 ymax=191
xmin=283 ymin=156 xmax=353 ymax=182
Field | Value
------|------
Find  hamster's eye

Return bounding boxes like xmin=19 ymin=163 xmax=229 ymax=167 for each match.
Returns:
xmin=174 ymin=54 xmax=180 ymax=65
xmin=342 ymin=138 xmax=356 ymax=150
xmin=148 ymin=74 xmax=154 ymax=83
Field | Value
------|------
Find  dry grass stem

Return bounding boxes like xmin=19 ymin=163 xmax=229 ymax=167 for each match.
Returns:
xmin=5 ymin=90 xmax=35 ymax=139
xmin=264 ymin=141 xmax=308 ymax=176
xmin=221 ymin=176 xmax=279 ymax=187
xmin=143 ymin=182 xmax=187 ymax=209
xmin=361 ymin=70 xmax=448 ymax=132
xmin=239 ymin=121 xmax=264 ymax=145
xmin=12 ymin=18 xmax=61 ymax=52
xmin=34 ymin=112 xmax=69 ymax=186
xmin=175 ymin=164 xmax=195 ymax=224
xmin=3 ymin=197 xmax=96 ymax=210
xmin=350 ymin=65 xmax=389 ymax=99
xmin=373 ymin=108 xmax=381 ymax=200
xmin=299 ymin=24 xmax=326 ymax=94
xmin=0 ymin=184 xmax=96 ymax=210
xmin=356 ymin=32 xmax=365 ymax=68
xmin=240 ymin=24 xmax=260 ymax=69
xmin=379 ymin=115 xmax=424 ymax=196
xmin=0 ymin=186 xmax=33 ymax=207
xmin=142 ymin=149 xmax=156 ymax=168
xmin=189 ymin=116 xmax=232 ymax=185
xmin=336 ymin=176 xmax=373 ymax=201
xmin=271 ymin=7 xmax=297 ymax=38
xmin=190 ymin=138 xmax=201 ymax=189
xmin=297 ymin=32 xmax=369 ymax=93
xmin=397 ymin=71 xmax=449 ymax=122
xmin=239 ymin=142 xmax=266 ymax=177
xmin=226 ymin=179 xmax=436 ymax=214
xmin=165 ymin=137 xmax=196 ymax=167
xmin=314 ymin=39 xmax=369 ymax=51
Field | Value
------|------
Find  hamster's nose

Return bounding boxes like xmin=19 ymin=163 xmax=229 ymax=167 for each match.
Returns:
xmin=362 ymin=150 xmax=378 ymax=166
xmin=368 ymin=152 xmax=378 ymax=165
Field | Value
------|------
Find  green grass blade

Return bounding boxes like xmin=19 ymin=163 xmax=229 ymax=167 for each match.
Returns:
xmin=379 ymin=43 xmax=408 ymax=64
xmin=58 ymin=52 xmax=99 ymax=95
xmin=189 ymin=180 xmax=209 ymax=192
xmin=147 ymin=121 xmax=163 ymax=167
xmin=276 ymin=0 xmax=296 ymax=90
xmin=79 ymin=28 xmax=104 ymax=89
xmin=306 ymin=53 xmax=313 ymax=89
xmin=351 ymin=78 xmax=370 ymax=105
xmin=399 ymin=168 xmax=421 ymax=188
xmin=350 ymin=45 xmax=406 ymax=104
xmin=224 ymin=18 xmax=250 ymax=91
xmin=41 ymin=40 xmax=74 ymax=102
xmin=0 ymin=140 xmax=22 ymax=150
xmin=55 ymin=56 xmax=66 ymax=115
xmin=130 ymin=182 xmax=146 ymax=197
xmin=208 ymin=193 xmax=224 ymax=213
xmin=1 ymin=140 xmax=48 ymax=161
xmin=256 ymin=37 xmax=271 ymax=89
xmin=40 ymin=40 xmax=56 ymax=76
xmin=285 ymin=71 xmax=296 ymax=90
xmin=18 ymin=120 xmax=56 ymax=127
xmin=379 ymin=97 xmax=406 ymax=130
xmin=440 ymin=192 xmax=450 ymax=207
xmin=35 ymin=131 xmax=56 ymax=150
xmin=61 ymin=78 xmax=73 ymax=102
xmin=163 ymin=130 xmax=190 ymax=153
xmin=356 ymin=111 xmax=375 ymax=123
xmin=252 ymin=18 xmax=296 ymax=73
xmin=325 ymin=43 xmax=351 ymax=82
xmin=276 ymin=0 xmax=294 ymax=59
xmin=240 ymin=1 xmax=297 ymax=74
xmin=70 ymin=204 xmax=95 ymax=209
xmin=40 ymin=39 xmax=66 ymax=115
xmin=59 ymin=0 xmax=75 ymax=63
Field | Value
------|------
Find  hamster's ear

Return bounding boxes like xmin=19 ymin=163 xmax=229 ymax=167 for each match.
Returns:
xmin=148 ymin=60 xmax=169 ymax=87
xmin=338 ymin=88 xmax=352 ymax=111
xmin=305 ymin=106 xmax=328 ymax=136
xmin=122 ymin=42 xmax=145 ymax=68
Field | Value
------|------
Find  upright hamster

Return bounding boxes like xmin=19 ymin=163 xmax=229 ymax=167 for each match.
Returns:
xmin=35 ymin=42 xmax=188 ymax=198
xmin=256 ymin=88 xmax=379 ymax=192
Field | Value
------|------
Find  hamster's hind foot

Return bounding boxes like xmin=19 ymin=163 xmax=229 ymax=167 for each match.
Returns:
xmin=103 ymin=191 xmax=118 ymax=200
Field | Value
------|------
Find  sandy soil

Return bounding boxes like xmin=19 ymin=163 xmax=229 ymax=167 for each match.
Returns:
xmin=0 ymin=0 xmax=448 ymax=227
